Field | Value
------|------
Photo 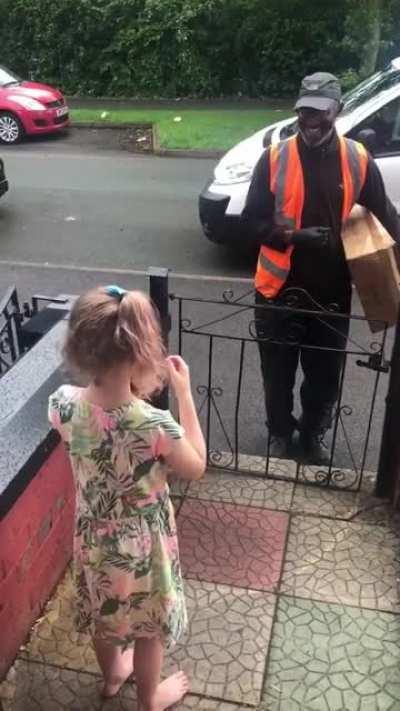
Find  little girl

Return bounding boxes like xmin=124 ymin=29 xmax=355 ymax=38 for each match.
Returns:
xmin=48 ymin=285 xmax=206 ymax=711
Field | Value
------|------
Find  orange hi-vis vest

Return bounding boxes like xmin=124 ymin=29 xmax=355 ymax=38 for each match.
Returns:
xmin=254 ymin=135 xmax=368 ymax=298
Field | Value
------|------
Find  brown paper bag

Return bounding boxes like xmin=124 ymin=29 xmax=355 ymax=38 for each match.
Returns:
xmin=342 ymin=205 xmax=400 ymax=332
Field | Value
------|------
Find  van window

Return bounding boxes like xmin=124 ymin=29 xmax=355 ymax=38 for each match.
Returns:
xmin=342 ymin=64 xmax=400 ymax=115
xmin=350 ymin=97 xmax=400 ymax=156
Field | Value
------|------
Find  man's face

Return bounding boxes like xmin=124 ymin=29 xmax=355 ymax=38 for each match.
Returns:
xmin=297 ymin=105 xmax=337 ymax=147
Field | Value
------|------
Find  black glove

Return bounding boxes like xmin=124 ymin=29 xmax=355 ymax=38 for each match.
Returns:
xmin=291 ymin=226 xmax=330 ymax=248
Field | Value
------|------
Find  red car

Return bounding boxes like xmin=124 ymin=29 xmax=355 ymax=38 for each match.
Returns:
xmin=0 ymin=66 xmax=69 ymax=145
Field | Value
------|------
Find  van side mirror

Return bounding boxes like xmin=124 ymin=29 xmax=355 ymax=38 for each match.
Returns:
xmin=356 ymin=128 xmax=377 ymax=155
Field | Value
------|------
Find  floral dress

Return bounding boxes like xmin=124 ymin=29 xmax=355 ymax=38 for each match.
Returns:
xmin=48 ymin=384 xmax=187 ymax=649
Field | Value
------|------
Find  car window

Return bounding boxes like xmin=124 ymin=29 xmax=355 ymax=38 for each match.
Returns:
xmin=350 ymin=97 xmax=400 ymax=156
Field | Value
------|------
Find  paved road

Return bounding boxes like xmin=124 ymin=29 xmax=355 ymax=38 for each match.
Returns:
xmin=0 ymin=140 xmax=252 ymax=277
xmin=0 ymin=142 xmax=393 ymax=483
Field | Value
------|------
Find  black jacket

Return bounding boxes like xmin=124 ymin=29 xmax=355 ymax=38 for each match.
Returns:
xmin=242 ymin=131 xmax=400 ymax=304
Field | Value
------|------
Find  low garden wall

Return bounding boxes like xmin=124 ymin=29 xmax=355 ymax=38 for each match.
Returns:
xmin=0 ymin=317 xmax=74 ymax=679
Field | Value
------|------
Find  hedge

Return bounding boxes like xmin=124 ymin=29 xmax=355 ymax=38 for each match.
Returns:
xmin=0 ymin=0 xmax=399 ymax=98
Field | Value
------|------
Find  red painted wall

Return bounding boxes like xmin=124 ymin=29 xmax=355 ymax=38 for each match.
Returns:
xmin=0 ymin=444 xmax=74 ymax=679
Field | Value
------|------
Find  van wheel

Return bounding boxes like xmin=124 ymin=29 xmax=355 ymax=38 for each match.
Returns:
xmin=0 ymin=113 xmax=23 ymax=144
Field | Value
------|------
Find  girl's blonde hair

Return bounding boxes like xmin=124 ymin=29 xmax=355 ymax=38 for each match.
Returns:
xmin=63 ymin=287 xmax=166 ymax=395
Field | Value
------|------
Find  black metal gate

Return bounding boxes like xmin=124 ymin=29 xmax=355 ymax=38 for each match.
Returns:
xmin=0 ymin=287 xmax=24 ymax=376
xmin=0 ymin=287 xmax=69 ymax=378
xmin=171 ymin=286 xmax=390 ymax=492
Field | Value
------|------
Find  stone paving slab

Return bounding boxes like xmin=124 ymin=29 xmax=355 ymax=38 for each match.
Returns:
xmin=18 ymin=568 xmax=273 ymax=708
xmin=5 ymin=459 xmax=400 ymax=711
xmin=0 ymin=660 xmax=135 ymax=711
xmin=0 ymin=660 xmax=248 ymax=711
xmin=261 ymin=595 xmax=400 ymax=711
xmin=280 ymin=515 xmax=400 ymax=612
xmin=354 ymin=502 xmax=400 ymax=529
xmin=167 ymin=580 xmax=276 ymax=707
xmin=178 ymin=499 xmax=289 ymax=592
xmin=20 ymin=571 xmax=98 ymax=673
xmin=183 ymin=469 xmax=294 ymax=510
xmin=291 ymin=480 xmax=390 ymax=521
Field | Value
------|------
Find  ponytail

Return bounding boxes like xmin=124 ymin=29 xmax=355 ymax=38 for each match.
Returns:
xmin=63 ymin=287 xmax=167 ymax=396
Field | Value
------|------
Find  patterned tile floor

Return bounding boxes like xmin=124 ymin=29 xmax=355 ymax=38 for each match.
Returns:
xmin=1 ymin=468 xmax=400 ymax=710
xmin=178 ymin=499 xmax=289 ymax=592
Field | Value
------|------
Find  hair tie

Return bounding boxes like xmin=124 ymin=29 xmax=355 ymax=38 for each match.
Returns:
xmin=105 ymin=284 xmax=127 ymax=301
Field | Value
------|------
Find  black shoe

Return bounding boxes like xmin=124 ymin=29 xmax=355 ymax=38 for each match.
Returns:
xmin=299 ymin=432 xmax=330 ymax=466
xmin=268 ymin=434 xmax=294 ymax=459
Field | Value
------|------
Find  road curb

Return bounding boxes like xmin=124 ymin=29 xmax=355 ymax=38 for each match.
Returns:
xmin=71 ymin=121 xmax=224 ymax=158
xmin=71 ymin=122 xmax=154 ymax=153
xmin=154 ymin=148 xmax=224 ymax=159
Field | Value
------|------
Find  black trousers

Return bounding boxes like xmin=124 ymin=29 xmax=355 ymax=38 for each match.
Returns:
xmin=255 ymin=290 xmax=350 ymax=437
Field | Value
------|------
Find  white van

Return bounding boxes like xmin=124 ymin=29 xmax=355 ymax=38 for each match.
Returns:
xmin=199 ymin=58 xmax=400 ymax=245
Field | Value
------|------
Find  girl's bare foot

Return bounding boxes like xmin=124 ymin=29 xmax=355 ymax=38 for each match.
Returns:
xmin=152 ymin=671 xmax=189 ymax=709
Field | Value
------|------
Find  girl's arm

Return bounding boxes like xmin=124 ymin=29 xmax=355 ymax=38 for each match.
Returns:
xmin=163 ymin=356 xmax=206 ymax=481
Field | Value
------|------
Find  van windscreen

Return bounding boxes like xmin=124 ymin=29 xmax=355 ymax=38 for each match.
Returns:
xmin=342 ymin=63 xmax=400 ymax=114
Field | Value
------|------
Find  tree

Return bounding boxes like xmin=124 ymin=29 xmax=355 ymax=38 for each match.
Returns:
xmin=343 ymin=0 xmax=397 ymax=82
xmin=359 ymin=0 xmax=383 ymax=78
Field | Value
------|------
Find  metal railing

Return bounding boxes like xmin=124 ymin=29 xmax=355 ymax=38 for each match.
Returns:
xmin=169 ymin=284 xmax=390 ymax=492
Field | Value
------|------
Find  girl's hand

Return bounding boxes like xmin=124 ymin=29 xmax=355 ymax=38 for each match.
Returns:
xmin=166 ymin=355 xmax=191 ymax=398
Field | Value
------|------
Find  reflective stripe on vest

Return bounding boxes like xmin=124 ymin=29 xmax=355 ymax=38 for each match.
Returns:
xmin=255 ymin=135 xmax=368 ymax=299
xmin=258 ymin=250 xmax=289 ymax=281
xmin=339 ymin=136 xmax=368 ymax=220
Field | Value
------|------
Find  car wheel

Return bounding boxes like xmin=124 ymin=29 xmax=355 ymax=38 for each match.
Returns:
xmin=0 ymin=113 xmax=23 ymax=144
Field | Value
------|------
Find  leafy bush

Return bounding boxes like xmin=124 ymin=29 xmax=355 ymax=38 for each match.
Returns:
xmin=0 ymin=0 xmax=397 ymax=97
xmin=338 ymin=69 xmax=361 ymax=92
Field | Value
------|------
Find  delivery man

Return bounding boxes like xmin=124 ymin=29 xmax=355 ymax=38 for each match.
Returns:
xmin=243 ymin=72 xmax=400 ymax=464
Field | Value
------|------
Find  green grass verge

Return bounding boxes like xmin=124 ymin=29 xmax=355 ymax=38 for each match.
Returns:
xmin=70 ymin=107 xmax=293 ymax=151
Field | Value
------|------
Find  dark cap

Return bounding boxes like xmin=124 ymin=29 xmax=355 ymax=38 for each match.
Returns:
xmin=295 ymin=72 xmax=341 ymax=112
